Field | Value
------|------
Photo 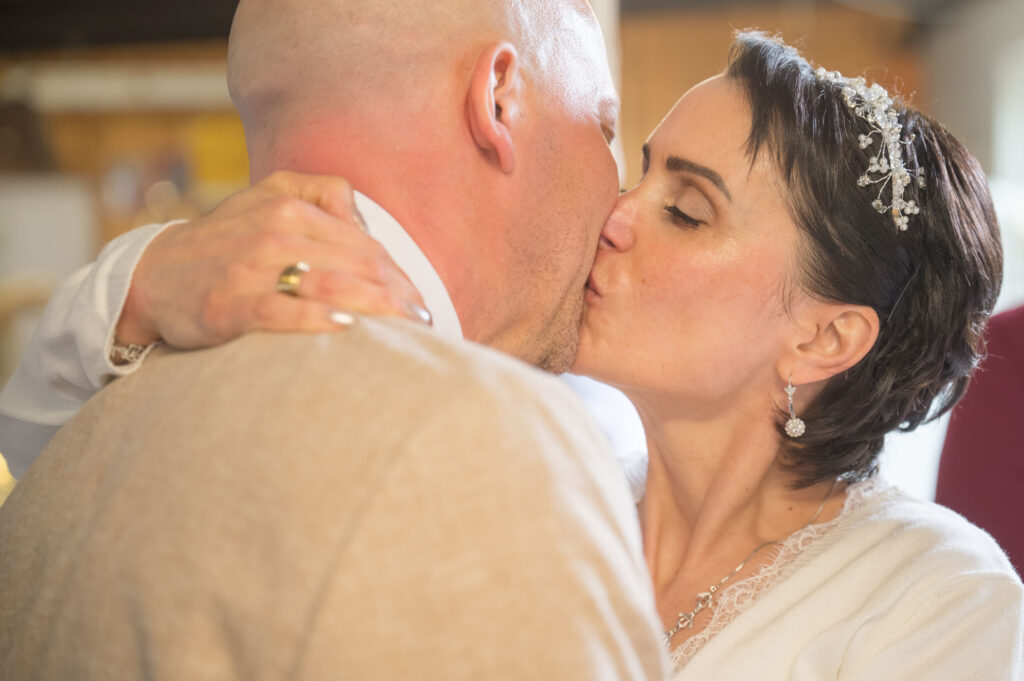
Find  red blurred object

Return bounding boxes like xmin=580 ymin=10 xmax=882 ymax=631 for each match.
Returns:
xmin=936 ymin=304 xmax=1024 ymax=578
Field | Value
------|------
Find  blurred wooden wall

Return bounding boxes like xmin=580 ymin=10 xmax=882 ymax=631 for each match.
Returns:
xmin=619 ymin=2 xmax=923 ymax=188
xmin=0 ymin=42 xmax=248 ymax=249
xmin=0 ymin=3 xmax=927 ymax=243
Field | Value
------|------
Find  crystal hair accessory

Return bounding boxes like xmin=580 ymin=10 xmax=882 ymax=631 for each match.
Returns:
xmin=815 ymin=67 xmax=926 ymax=231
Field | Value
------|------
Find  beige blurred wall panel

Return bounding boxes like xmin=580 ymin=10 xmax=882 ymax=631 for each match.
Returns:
xmin=0 ymin=175 xmax=95 ymax=278
xmin=926 ymin=0 xmax=1024 ymax=179
xmin=619 ymin=3 xmax=922 ymax=188
xmin=994 ymin=37 xmax=1024 ymax=187
xmin=0 ymin=175 xmax=96 ymax=382
xmin=3 ymin=63 xmax=231 ymax=113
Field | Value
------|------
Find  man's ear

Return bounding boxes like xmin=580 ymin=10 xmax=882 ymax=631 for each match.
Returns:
xmin=466 ymin=42 xmax=521 ymax=174
xmin=785 ymin=303 xmax=880 ymax=384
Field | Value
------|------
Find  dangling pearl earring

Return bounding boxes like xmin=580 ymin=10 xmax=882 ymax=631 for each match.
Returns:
xmin=784 ymin=377 xmax=806 ymax=438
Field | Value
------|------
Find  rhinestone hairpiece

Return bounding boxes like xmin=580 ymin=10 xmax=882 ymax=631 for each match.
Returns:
xmin=815 ymin=67 xmax=926 ymax=231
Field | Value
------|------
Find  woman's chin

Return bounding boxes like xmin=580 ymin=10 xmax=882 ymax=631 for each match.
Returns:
xmin=567 ymin=358 xmax=592 ymax=378
xmin=568 ymin=351 xmax=594 ymax=380
xmin=568 ymin=337 xmax=610 ymax=383
xmin=574 ymin=309 xmax=626 ymax=384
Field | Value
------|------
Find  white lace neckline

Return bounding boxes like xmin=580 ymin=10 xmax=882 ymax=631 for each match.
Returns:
xmin=668 ymin=476 xmax=884 ymax=671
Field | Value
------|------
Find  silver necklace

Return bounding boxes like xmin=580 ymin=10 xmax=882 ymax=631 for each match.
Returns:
xmin=662 ymin=478 xmax=840 ymax=646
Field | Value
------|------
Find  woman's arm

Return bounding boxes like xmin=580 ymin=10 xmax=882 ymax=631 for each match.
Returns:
xmin=0 ymin=172 xmax=427 ymax=477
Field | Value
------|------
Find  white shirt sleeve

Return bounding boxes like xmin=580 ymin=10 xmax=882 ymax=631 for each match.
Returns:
xmin=0 ymin=220 xmax=180 ymax=478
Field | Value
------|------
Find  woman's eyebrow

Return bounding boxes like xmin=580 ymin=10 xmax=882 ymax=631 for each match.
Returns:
xmin=642 ymin=143 xmax=733 ymax=202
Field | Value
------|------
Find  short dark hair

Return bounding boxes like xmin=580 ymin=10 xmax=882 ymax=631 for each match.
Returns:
xmin=724 ymin=31 xmax=1003 ymax=487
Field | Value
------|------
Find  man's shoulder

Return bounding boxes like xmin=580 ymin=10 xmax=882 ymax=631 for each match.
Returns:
xmin=99 ymin=317 xmax=593 ymax=453
xmin=34 ymin=318 xmax=623 ymax=529
xmin=30 ymin=316 xmax=621 ymax=532
xmin=146 ymin=317 xmax=574 ymax=413
xmin=336 ymin=316 xmax=561 ymax=391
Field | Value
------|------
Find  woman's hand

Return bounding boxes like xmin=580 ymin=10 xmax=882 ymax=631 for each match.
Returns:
xmin=115 ymin=171 xmax=429 ymax=350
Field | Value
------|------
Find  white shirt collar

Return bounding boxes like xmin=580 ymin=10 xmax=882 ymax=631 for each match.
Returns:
xmin=353 ymin=191 xmax=463 ymax=341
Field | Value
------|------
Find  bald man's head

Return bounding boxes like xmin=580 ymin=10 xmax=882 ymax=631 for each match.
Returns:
xmin=227 ymin=0 xmax=602 ymax=148
xmin=227 ymin=0 xmax=620 ymax=371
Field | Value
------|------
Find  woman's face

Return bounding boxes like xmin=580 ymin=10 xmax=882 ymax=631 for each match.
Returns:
xmin=574 ymin=75 xmax=810 ymax=414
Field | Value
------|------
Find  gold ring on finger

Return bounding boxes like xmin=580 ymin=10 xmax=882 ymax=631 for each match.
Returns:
xmin=276 ymin=261 xmax=311 ymax=297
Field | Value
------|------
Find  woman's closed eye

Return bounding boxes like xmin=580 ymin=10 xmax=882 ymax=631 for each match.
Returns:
xmin=664 ymin=203 xmax=704 ymax=228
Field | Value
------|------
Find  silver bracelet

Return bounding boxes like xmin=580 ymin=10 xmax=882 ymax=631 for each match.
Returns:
xmin=110 ymin=341 xmax=152 ymax=365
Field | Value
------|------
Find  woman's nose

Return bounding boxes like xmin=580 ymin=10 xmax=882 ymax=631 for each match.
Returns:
xmin=599 ymin=190 xmax=637 ymax=252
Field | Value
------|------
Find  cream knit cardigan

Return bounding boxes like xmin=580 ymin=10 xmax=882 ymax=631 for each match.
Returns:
xmin=671 ymin=478 xmax=1023 ymax=680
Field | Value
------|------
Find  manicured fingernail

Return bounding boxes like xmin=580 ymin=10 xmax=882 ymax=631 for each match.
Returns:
xmin=403 ymin=302 xmax=432 ymax=326
xmin=353 ymin=208 xmax=369 ymax=233
xmin=330 ymin=310 xmax=356 ymax=326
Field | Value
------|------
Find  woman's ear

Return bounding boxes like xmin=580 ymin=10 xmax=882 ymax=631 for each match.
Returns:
xmin=786 ymin=303 xmax=880 ymax=384
xmin=466 ymin=42 xmax=521 ymax=174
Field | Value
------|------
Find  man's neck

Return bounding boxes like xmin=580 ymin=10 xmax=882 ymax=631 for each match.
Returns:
xmin=351 ymin=191 xmax=462 ymax=340
xmin=249 ymin=122 xmax=489 ymax=344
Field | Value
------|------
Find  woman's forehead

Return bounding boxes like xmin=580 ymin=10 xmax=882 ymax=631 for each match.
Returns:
xmin=647 ymin=77 xmax=777 ymax=193
xmin=648 ymin=78 xmax=751 ymax=167
xmin=647 ymin=76 xmax=790 ymax=224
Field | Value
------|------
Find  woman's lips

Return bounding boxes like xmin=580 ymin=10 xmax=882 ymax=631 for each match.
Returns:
xmin=585 ymin=275 xmax=601 ymax=297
